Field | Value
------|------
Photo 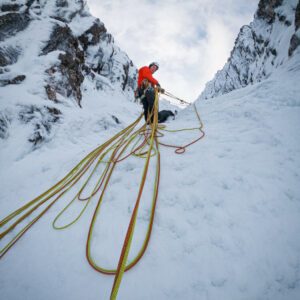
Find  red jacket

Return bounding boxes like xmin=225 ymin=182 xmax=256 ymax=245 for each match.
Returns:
xmin=138 ymin=66 xmax=158 ymax=87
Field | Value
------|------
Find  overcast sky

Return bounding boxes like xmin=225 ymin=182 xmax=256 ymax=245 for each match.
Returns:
xmin=87 ymin=0 xmax=259 ymax=101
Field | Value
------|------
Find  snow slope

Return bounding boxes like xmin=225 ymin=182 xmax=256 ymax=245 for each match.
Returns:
xmin=1 ymin=53 xmax=300 ymax=300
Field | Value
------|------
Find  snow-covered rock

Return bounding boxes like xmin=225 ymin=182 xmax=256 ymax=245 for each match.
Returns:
xmin=0 ymin=0 xmax=137 ymax=146
xmin=199 ymin=0 xmax=300 ymax=100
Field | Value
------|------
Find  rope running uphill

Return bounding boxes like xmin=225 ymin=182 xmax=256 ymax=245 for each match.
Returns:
xmin=0 ymin=89 xmax=205 ymax=300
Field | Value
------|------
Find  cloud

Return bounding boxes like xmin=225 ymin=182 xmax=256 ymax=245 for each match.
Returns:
xmin=87 ymin=0 xmax=259 ymax=101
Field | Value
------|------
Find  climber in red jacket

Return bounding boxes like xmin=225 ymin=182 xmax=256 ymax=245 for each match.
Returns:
xmin=138 ymin=63 xmax=159 ymax=87
xmin=136 ymin=62 xmax=164 ymax=123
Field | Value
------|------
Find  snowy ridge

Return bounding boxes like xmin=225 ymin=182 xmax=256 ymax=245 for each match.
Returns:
xmin=199 ymin=0 xmax=300 ymax=100
xmin=0 ymin=0 xmax=137 ymax=147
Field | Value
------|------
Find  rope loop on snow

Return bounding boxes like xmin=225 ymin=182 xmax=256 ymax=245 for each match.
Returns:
xmin=0 ymin=89 xmax=205 ymax=300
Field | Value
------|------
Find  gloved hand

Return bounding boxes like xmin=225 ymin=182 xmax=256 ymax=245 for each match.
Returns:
xmin=156 ymin=84 xmax=165 ymax=93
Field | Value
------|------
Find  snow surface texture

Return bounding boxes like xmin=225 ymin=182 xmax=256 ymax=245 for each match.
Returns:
xmin=1 ymin=55 xmax=300 ymax=300
xmin=199 ymin=0 xmax=300 ymax=100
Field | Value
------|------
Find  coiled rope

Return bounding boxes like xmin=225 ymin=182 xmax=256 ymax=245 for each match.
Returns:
xmin=0 ymin=90 xmax=204 ymax=300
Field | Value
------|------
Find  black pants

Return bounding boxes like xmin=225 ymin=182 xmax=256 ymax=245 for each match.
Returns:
xmin=141 ymin=89 xmax=155 ymax=123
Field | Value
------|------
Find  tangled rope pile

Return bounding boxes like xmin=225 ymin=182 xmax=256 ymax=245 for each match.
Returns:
xmin=0 ymin=90 xmax=205 ymax=299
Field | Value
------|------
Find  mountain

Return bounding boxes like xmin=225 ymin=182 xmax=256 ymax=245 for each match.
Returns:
xmin=1 ymin=1 xmax=300 ymax=300
xmin=199 ymin=0 xmax=300 ymax=100
xmin=0 ymin=0 xmax=137 ymax=145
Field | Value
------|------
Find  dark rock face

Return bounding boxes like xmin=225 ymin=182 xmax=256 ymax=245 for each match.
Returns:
xmin=41 ymin=25 xmax=78 ymax=56
xmin=0 ymin=111 xmax=11 ymax=139
xmin=0 ymin=12 xmax=31 ymax=41
xmin=295 ymin=0 xmax=300 ymax=31
xmin=42 ymin=17 xmax=136 ymax=105
xmin=122 ymin=63 xmax=130 ymax=91
xmin=26 ymin=0 xmax=35 ymax=8
xmin=0 ymin=46 xmax=21 ymax=67
xmin=0 ymin=4 xmax=22 ymax=12
xmin=288 ymin=1 xmax=300 ymax=56
xmin=42 ymin=24 xmax=86 ymax=105
xmin=0 ymin=75 xmax=26 ymax=87
xmin=58 ymin=52 xmax=84 ymax=104
xmin=45 ymin=84 xmax=57 ymax=102
xmin=256 ymin=0 xmax=283 ymax=23
xmin=78 ymin=20 xmax=107 ymax=50
xmin=289 ymin=34 xmax=300 ymax=56
xmin=0 ymin=104 xmax=61 ymax=145
xmin=18 ymin=105 xmax=61 ymax=146
xmin=56 ymin=0 xmax=69 ymax=8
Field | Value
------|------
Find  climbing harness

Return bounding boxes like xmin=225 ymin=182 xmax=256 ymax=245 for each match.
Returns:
xmin=135 ymin=78 xmax=155 ymax=103
xmin=0 ymin=89 xmax=205 ymax=300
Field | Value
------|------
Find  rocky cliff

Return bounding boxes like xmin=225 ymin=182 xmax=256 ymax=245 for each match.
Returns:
xmin=199 ymin=0 xmax=300 ymax=100
xmin=0 ymin=0 xmax=137 ymax=145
